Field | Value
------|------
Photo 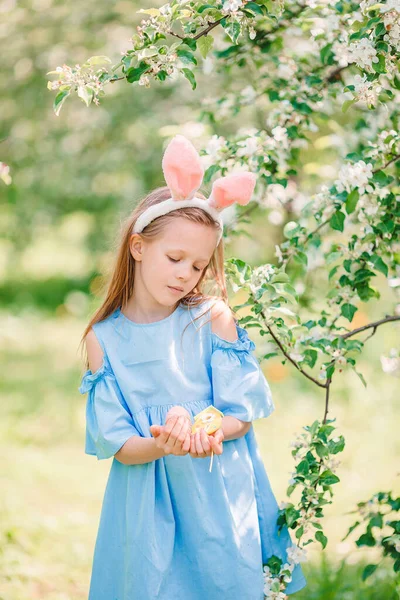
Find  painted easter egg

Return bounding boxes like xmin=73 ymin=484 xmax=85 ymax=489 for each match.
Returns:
xmin=191 ymin=405 xmax=224 ymax=434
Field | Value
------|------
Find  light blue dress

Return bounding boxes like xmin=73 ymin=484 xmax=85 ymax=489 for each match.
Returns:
xmin=79 ymin=299 xmax=307 ymax=599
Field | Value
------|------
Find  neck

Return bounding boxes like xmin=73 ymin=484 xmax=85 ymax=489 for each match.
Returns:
xmin=123 ymin=268 xmax=179 ymax=324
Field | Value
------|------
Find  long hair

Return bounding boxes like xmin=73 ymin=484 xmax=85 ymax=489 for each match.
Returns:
xmin=79 ymin=186 xmax=231 ymax=369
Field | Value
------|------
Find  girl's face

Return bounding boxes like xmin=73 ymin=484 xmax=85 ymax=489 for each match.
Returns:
xmin=131 ymin=217 xmax=219 ymax=307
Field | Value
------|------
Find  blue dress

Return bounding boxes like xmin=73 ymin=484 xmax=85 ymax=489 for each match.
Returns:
xmin=79 ymin=299 xmax=307 ymax=599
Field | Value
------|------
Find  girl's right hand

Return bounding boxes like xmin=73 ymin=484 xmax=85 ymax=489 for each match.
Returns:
xmin=149 ymin=415 xmax=191 ymax=456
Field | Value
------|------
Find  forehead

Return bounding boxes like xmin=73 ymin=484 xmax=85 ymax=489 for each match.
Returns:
xmin=158 ymin=217 xmax=218 ymax=259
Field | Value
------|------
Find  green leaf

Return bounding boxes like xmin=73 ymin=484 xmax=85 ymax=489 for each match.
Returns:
xmin=342 ymin=99 xmax=356 ymax=114
xmin=286 ymin=484 xmax=296 ymax=497
xmin=283 ymin=221 xmax=300 ymax=239
xmin=222 ymin=20 xmax=241 ymax=44
xmin=292 ymin=251 xmax=308 ymax=266
xmin=369 ymin=254 xmax=388 ymax=277
xmin=362 ymin=564 xmax=378 ymax=581
xmin=126 ymin=62 xmax=149 ymax=83
xmin=372 ymin=53 xmax=386 ymax=74
xmin=319 ymin=470 xmax=340 ymax=485
xmin=315 ymin=442 xmax=329 ymax=458
xmin=372 ymin=170 xmax=393 ymax=186
xmin=320 ymin=43 xmax=334 ymax=65
xmin=86 ymin=55 xmax=112 ymax=66
xmin=285 ymin=506 xmax=300 ymax=527
xmin=315 ymin=531 xmax=328 ymax=549
xmin=243 ymin=1 xmax=264 ymax=15
xmin=203 ymin=164 xmax=220 ymax=184
xmin=181 ymin=37 xmax=197 ymax=50
xmin=342 ymin=521 xmax=360 ymax=541
xmin=181 ymin=68 xmax=196 ymax=90
xmin=297 ymin=459 xmax=310 ymax=476
xmin=77 ymin=84 xmax=93 ymax=107
xmin=53 ymin=89 xmax=70 ymax=116
xmin=345 ymin=189 xmax=359 ymax=214
xmin=341 ymin=303 xmax=357 ymax=322
xmin=176 ymin=49 xmax=197 ymax=65
xmin=353 ymin=368 xmax=367 ymax=387
xmin=356 ymin=532 xmax=376 ymax=547
xmin=198 ymin=35 xmax=214 ymax=59
xmin=330 ymin=211 xmax=345 ymax=232
xmin=266 ymin=554 xmax=283 ymax=576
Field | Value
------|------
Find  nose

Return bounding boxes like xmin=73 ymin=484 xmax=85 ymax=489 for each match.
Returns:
xmin=177 ymin=261 xmax=192 ymax=281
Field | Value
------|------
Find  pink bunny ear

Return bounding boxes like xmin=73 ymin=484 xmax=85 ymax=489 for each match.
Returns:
xmin=161 ymin=135 xmax=204 ymax=201
xmin=208 ymin=172 xmax=256 ymax=210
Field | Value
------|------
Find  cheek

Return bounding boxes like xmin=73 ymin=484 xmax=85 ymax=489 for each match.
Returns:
xmin=142 ymin=253 xmax=166 ymax=284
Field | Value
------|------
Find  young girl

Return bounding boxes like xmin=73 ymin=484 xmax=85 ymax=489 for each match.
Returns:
xmin=79 ymin=135 xmax=307 ymax=599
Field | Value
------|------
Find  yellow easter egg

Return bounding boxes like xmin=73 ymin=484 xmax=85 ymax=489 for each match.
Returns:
xmin=191 ymin=405 xmax=223 ymax=434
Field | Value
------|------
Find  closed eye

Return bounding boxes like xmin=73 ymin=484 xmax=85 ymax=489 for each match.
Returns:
xmin=167 ymin=256 xmax=202 ymax=272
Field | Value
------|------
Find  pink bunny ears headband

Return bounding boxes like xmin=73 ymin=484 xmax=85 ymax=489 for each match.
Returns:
xmin=132 ymin=135 xmax=256 ymax=245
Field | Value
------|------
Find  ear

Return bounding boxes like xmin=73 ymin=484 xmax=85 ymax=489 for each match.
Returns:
xmin=129 ymin=233 xmax=144 ymax=261
xmin=208 ymin=172 xmax=256 ymax=210
xmin=161 ymin=135 xmax=204 ymax=201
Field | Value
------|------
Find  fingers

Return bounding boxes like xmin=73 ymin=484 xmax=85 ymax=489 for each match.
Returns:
xmin=181 ymin=432 xmax=191 ymax=454
xmin=209 ymin=435 xmax=223 ymax=455
xmin=161 ymin=415 xmax=192 ymax=456
xmin=158 ymin=415 xmax=178 ymax=453
xmin=172 ymin=417 xmax=191 ymax=452
xmin=149 ymin=425 xmax=162 ymax=438
xmin=190 ymin=430 xmax=214 ymax=458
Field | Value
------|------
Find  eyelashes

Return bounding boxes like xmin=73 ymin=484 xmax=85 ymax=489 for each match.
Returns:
xmin=167 ymin=256 xmax=201 ymax=272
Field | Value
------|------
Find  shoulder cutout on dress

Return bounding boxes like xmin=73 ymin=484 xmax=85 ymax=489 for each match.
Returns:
xmin=211 ymin=324 xmax=255 ymax=353
xmin=85 ymin=328 xmax=104 ymax=374
xmin=210 ymin=298 xmax=238 ymax=343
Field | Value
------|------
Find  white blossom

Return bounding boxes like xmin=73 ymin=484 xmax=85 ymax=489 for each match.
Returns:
xmin=286 ymin=545 xmax=308 ymax=564
xmin=347 ymin=38 xmax=379 ymax=70
xmin=380 ymin=348 xmax=400 ymax=377
xmin=335 ymin=160 xmax=374 ymax=194
xmin=237 ymin=135 xmax=260 ymax=157
xmin=222 ymin=0 xmax=244 ymax=12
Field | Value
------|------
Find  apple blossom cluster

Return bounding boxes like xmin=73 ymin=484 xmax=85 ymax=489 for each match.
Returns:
xmin=200 ymin=128 xmax=299 ymax=188
xmin=250 ymin=264 xmax=276 ymax=295
xmin=334 ymin=160 xmax=374 ymax=195
xmin=47 ymin=59 xmax=112 ymax=113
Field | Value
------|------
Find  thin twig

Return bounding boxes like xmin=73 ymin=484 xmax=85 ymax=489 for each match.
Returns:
xmin=257 ymin=306 xmax=327 ymax=388
xmin=323 ymin=380 xmax=332 ymax=424
xmin=373 ymin=153 xmax=400 ymax=174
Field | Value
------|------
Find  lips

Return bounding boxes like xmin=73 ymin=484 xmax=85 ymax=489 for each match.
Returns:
xmin=168 ymin=285 xmax=184 ymax=292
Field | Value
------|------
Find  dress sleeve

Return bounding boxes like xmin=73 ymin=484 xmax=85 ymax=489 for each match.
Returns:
xmin=79 ymin=360 xmax=141 ymax=460
xmin=210 ymin=324 xmax=275 ymax=422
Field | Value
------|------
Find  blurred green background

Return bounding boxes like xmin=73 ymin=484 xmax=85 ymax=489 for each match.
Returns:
xmin=0 ymin=0 xmax=399 ymax=598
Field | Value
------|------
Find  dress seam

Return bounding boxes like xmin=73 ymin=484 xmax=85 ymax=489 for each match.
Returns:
xmin=130 ymin=398 xmax=213 ymax=417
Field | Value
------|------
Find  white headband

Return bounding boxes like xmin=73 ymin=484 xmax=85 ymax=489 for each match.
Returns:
xmin=133 ymin=196 xmax=224 ymax=244
xmin=131 ymin=135 xmax=257 ymax=245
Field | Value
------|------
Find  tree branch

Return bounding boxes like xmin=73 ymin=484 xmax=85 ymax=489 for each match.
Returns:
xmin=373 ymin=153 xmax=400 ymax=173
xmin=340 ymin=315 xmax=400 ymax=340
xmin=257 ymin=305 xmax=327 ymax=389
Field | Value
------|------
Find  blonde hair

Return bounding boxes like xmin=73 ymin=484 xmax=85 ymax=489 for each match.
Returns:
xmin=79 ymin=186 xmax=231 ymax=368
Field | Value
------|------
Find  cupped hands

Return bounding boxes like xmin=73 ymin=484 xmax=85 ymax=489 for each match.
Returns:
xmin=149 ymin=413 xmax=224 ymax=458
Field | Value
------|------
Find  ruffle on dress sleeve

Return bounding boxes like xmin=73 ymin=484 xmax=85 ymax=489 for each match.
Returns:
xmin=210 ymin=324 xmax=275 ymax=422
xmin=79 ymin=359 xmax=141 ymax=460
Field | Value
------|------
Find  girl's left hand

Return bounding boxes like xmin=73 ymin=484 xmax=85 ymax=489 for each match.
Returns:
xmin=189 ymin=427 xmax=224 ymax=459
